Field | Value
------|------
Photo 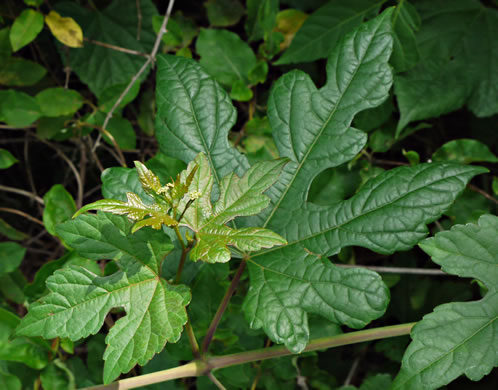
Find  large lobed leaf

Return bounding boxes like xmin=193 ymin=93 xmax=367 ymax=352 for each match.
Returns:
xmin=393 ymin=215 xmax=498 ymax=389
xmin=17 ymin=213 xmax=191 ymax=384
xmin=245 ymin=9 xmax=487 ymax=352
xmin=154 ymin=8 xmax=487 ymax=354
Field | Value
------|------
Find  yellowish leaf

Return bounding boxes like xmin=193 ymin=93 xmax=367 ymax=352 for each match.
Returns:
xmin=45 ymin=11 xmax=83 ymax=48
xmin=275 ymin=9 xmax=308 ymax=51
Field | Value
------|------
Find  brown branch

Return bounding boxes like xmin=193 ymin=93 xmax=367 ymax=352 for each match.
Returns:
xmin=83 ymin=38 xmax=149 ymax=58
xmin=0 ymin=184 xmax=44 ymax=205
xmin=468 ymin=183 xmax=498 ymax=205
xmin=201 ymin=258 xmax=247 ymax=353
xmin=94 ymin=0 xmax=176 ymax=150
xmin=0 ymin=207 xmax=44 ymax=227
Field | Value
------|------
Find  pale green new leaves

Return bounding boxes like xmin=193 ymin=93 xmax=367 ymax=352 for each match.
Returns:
xmin=393 ymin=215 xmax=498 ymax=389
xmin=179 ymin=153 xmax=287 ymax=263
xmin=17 ymin=213 xmax=191 ymax=384
xmin=74 ymin=162 xmax=179 ymax=232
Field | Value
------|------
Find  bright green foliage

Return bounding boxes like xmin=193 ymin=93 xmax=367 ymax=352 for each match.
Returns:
xmin=178 ymin=153 xmax=287 ymax=263
xmin=432 ymin=139 xmax=498 ymax=164
xmin=17 ymin=212 xmax=191 ymax=384
xmin=77 ymin=153 xmax=286 ymax=263
xmin=275 ymin=0 xmax=385 ymax=65
xmin=0 ymin=242 xmax=25 ymax=277
xmin=42 ymin=184 xmax=76 ymax=237
xmin=0 ymin=90 xmax=41 ymax=127
xmin=35 ymin=87 xmax=83 ymax=117
xmin=0 ymin=149 xmax=18 ymax=169
xmin=394 ymin=0 xmax=498 ymax=134
xmin=205 ymin=0 xmax=244 ymax=27
xmin=390 ymin=0 xmax=420 ymax=72
xmin=393 ymin=215 xmax=498 ymax=389
xmin=54 ymin=0 xmax=158 ymax=97
xmin=9 ymin=9 xmax=44 ymax=52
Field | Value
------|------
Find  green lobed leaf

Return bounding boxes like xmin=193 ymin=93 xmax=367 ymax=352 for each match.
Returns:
xmin=0 ymin=242 xmax=26 ymax=277
xmin=275 ymin=0 xmax=385 ymax=65
xmin=54 ymin=0 xmax=158 ymax=97
xmin=43 ymin=184 xmax=76 ymax=237
xmin=390 ymin=0 xmax=420 ymax=73
xmin=9 ymin=9 xmax=44 ymax=52
xmin=35 ymin=87 xmax=84 ymax=117
xmin=179 ymin=153 xmax=288 ymax=263
xmin=432 ymin=138 xmax=498 ymax=164
xmin=0 ymin=57 xmax=46 ymax=87
xmin=155 ymin=55 xmax=250 ymax=182
xmin=394 ymin=0 xmax=498 ymax=134
xmin=0 ymin=90 xmax=41 ymax=127
xmin=393 ymin=215 xmax=498 ymax=389
xmin=18 ymin=213 xmax=191 ymax=384
xmin=0 ymin=148 xmax=18 ymax=169
xmin=241 ymin=9 xmax=488 ymax=353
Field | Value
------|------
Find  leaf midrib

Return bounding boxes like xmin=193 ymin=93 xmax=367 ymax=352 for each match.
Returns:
xmin=256 ymin=166 xmax=478 ymax=258
xmin=160 ymin=59 xmax=221 ymax=186
xmin=263 ymin=17 xmax=385 ymax=229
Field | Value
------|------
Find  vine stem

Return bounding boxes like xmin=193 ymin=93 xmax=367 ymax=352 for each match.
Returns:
xmin=94 ymin=0 xmax=176 ymax=151
xmin=83 ymin=322 xmax=415 ymax=390
xmin=201 ymin=258 xmax=247 ymax=354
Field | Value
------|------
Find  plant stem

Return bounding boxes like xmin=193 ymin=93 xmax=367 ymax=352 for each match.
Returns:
xmin=96 ymin=0 xmax=176 ymax=149
xmin=173 ymin=226 xmax=186 ymax=251
xmin=186 ymin=319 xmax=201 ymax=359
xmin=0 ymin=184 xmax=45 ymax=205
xmin=201 ymin=258 xmax=247 ymax=354
xmin=83 ymin=323 xmax=415 ymax=390
xmin=336 ymin=264 xmax=446 ymax=276
xmin=0 ymin=207 xmax=45 ymax=227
